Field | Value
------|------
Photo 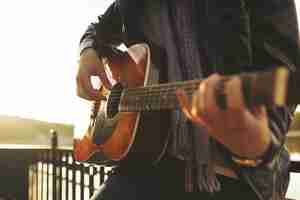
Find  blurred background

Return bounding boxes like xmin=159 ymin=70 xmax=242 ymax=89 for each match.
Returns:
xmin=0 ymin=0 xmax=113 ymax=137
xmin=0 ymin=0 xmax=299 ymax=199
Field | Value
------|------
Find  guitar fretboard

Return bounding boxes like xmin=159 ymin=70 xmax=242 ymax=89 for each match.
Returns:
xmin=117 ymin=79 xmax=202 ymax=112
xmin=109 ymin=67 xmax=291 ymax=113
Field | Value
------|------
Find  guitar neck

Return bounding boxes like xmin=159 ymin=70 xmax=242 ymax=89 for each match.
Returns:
xmin=119 ymin=79 xmax=201 ymax=112
xmin=118 ymin=67 xmax=293 ymax=112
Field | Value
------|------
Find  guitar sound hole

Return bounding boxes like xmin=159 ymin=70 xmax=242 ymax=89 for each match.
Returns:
xmin=107 ymin=83 xmax=123 ymax=118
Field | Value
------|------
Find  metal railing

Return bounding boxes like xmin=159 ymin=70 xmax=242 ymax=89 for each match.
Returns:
xmin=28 ymin=130 xmax=108 ymax=200
xmin=0 ymin=129 xmax=298 ymax=200
xmin=28 ymin=149 xmax=108 ymax=200
xmin=28 ymin=149 xmax=300 ymax=200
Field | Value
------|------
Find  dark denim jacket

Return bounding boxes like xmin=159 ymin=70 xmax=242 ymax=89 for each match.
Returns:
xmin=79 ymin=0 xmax=300 ymax=199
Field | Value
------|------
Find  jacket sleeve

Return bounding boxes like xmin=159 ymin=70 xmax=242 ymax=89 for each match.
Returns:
xmin=247 ymin=0 xmax=299 ymax=151
xmin=234 ymin=1 xmax=300 ymax=199
xmin=79 ymin=2 xmax=124 ymax=57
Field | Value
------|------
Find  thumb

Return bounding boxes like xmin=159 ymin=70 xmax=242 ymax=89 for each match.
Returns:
xmin=77 ymin=70 xmax=103 ymax=100
xmin=96 ymin=70 xmax=113 ymax=89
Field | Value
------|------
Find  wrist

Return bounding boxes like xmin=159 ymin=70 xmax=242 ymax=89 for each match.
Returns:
xmin=231 ymin=134 xmax=281 ymax=167
xmin=225 ymin=125 xmax=271 ymax=159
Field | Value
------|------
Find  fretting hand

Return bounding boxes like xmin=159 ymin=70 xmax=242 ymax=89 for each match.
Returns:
xmin=176 ymin=74 xmax=272 ymax=159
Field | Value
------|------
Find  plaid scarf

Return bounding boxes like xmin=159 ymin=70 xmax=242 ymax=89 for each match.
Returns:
xmin=160 ymin=0 xmax=221 ymax=193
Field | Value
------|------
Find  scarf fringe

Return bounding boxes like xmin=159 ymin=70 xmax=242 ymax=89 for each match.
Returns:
xmin=197 ymin=164 xmax=221 ymax=193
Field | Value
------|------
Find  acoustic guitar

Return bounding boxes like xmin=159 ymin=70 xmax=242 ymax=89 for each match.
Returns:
xmin=73 ymin=43 xmax=298 ymax=165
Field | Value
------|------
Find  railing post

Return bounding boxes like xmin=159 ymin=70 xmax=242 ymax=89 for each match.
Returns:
xmin=40 ymin=152 xmax=44 ymax=200
xmin=58 ymin=151 xmax=63 ymax=200
xmin=50 ymin=129 xmax=58 ymax=200
xmin=72 ymin=155 xmax=76 ymax=200
xmin=89 ymin=166 xmax=95 ymax=198
xmin=80 ymin=164 xmax=85 ymax=200
xmin=65 ymin=152 xmax=70 ymax=200
xmin=46 ymin=150 xmax=49 ymax=200
xmin=35 ymin=160 xmax=39 ymax=200
xmin=100 ymin=167 xmax=105 ymax=184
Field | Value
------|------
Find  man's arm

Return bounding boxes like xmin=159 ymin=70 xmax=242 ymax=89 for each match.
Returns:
xmin=234 ymin=1 xmax=300 ymax=198
xmin=178 ymin=0 xmax=300 ymax=162
xmin=79 ymin=2 xmax=123 ymax=56
xmin=177 ymin=3 xmax=298 ymax=198
xmin=77 ymin=2 xmax=123 ymax=100
xmin=248 ymin=0 xmax=300 ymax=152
xmin=248 ymin=0 xmax=300 ymax=71
xmin=211 ymin=0 xmax=300 ymax=161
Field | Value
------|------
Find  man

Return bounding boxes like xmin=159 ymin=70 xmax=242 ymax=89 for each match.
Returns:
xmin=76 ymin=0 xmax=300 ymax=199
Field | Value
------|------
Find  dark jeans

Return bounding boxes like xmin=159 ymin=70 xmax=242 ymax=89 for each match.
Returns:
xmin=91 ymin=156 xmax=259 ymax=200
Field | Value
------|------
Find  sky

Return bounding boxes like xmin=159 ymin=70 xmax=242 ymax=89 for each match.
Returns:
xmin=0 ymin=0 xmax=113 ymax=137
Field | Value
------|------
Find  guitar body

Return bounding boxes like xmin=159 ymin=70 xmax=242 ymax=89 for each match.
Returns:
xmin=74 ymin=44 xmax=170 ymax=165
xmin=74 ymin=43 xmax=292 ymax=165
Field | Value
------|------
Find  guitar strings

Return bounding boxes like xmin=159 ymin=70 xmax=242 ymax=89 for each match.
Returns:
xmin=107 ymin=83 xmax=200 ymax=98
xmin=108 ymin=85 xmax=198 ymax=101
xmin=103 ymin=79 xmax=202 ymax=95
xmin=110 ymin=88 xmax=195 ymax=108
xmin=108 ymin=88 xmax=197 ymax=111
xmin=108 ymin=86 xmax=198 ymax=103
xmin=100 ymin=80 xmax=202 ymax=111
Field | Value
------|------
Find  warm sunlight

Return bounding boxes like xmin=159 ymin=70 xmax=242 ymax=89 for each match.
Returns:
xmin=0 ymin=1 xmax=299 ymax=199
xmin=0 ymin=0 xmax=300 ymax=138
xmin=0 ymin=0 xmax=114 ymax=137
